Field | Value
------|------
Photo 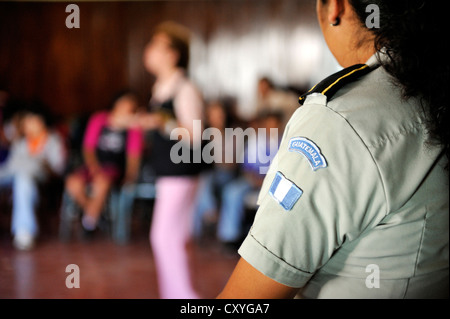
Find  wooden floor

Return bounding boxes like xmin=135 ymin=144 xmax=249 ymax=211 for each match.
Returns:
xmin=0 ymin=200 xmax=239 ymax=299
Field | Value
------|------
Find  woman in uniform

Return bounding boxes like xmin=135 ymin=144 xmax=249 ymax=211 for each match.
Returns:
xmin=218 ymin=0 xmax=449 ymax=298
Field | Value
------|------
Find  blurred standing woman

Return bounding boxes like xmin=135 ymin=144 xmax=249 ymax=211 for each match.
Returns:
xmin=140 ymin=22 xmax=204 ymax=299
xmin=219 ymin=0 xmax=449 ymax=298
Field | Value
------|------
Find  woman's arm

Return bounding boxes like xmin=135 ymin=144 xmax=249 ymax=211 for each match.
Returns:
xmin=82 ymin=112 xmax=107 ymax=175
xmin=123 ymin=154 xmax=141 ymax=185
xmin=173 ymin=81 xmax=204 ymax=144
xmin=43 ymin=133 xmax=66 ymax=177
xmin=217 ymin=258 xmax=299 ymax=299
xmin=123 ymin=127 xmax=143 ymax=185
xmin=83 ymin=148 xmax=100 ymax=175
xmin=135 ymin=112 xmax=164 ymax=131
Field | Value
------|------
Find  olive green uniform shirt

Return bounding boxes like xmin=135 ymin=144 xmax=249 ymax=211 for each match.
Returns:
xmin=238 ymin=54 xmax=449 ymax=298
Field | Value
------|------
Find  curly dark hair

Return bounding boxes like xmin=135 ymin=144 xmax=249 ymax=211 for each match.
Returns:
xmin=348 ymin=0 xmax=449 ymax=169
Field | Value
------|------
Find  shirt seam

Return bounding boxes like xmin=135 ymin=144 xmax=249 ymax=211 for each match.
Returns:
xmin=366 ymin=122 xmax=423 ymax=149
xmin=413 ymin=206 xmax=428 ymax=277
xmin=319 ymin=105 xmax=390 ymax=217
xmin=249 ymin=229 xmax=314 ymax=275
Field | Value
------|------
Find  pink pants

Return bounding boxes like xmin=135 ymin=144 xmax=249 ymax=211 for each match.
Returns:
xmin=150 ymin=176 xmax=199 ymax=299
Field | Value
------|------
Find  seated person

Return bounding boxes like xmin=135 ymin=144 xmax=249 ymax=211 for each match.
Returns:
xmin=64 ymin=90 xmax=143 ymax=234
xmin=254 ymin=77 xmax=298 ymax=128
xmin=217 ymin=110 xmax=282 ymax=250
xmin=192 ymin=99 xmax=240 ymax=239
xmin=0 ymin=101 xmax=66 ymax=250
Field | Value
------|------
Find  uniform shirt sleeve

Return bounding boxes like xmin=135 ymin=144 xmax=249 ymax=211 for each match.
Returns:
xmin=238 ymin=94 xmax=388 ymax=288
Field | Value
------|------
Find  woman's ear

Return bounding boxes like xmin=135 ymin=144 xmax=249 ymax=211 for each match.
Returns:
xmin=326 ymin=0 xmax=345 ymax=26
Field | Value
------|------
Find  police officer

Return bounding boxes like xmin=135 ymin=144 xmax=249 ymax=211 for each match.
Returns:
xmin=218 ymin=0 xmax=449 ymax=299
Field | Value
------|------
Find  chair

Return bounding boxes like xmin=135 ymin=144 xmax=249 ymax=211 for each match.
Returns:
xmin=58 ymin=184 xmax=136 ymax=244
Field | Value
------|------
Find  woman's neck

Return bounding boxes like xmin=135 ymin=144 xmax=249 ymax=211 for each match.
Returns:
xmin=152 ymin=67 xmax=185 ymax=102
xmin=156 ymin=67 xmax=180 ymax=84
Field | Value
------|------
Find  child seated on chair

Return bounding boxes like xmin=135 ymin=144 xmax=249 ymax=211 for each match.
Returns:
xmin=64 ymin=90 xmax=143 ymax=234
xmin=0 ymin=101 xmax=66 ymax=250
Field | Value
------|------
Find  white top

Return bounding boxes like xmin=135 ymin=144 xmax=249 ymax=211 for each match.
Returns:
xmin=151 ymin=69 xmax=204 ymax=143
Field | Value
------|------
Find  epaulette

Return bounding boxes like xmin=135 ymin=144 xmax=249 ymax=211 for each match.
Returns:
xmin=298 ymin=63 xmax=375 ymax=105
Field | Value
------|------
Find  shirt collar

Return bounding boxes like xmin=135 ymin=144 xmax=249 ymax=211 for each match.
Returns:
xmin=365 ymin=48 xmax=389 ymax=68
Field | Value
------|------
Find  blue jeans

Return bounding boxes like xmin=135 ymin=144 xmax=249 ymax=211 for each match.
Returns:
xmin=217 ymin=177 xmax=253 ymax=243
xmin=110 ymin=184 xmax=136 ymax=244
xmin=60 ymin=183 xmax=136 ymax=244
xmin=192 ymin=168 xmax=235 ymax=238
xmin=0 ymin=173 xmax=39 ymax=236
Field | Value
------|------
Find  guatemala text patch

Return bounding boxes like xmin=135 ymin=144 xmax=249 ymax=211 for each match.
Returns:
xmin=269 ymin=172 xmax=303 ymax=211
xmin=288 ymin=137 xmax=327 ymax=171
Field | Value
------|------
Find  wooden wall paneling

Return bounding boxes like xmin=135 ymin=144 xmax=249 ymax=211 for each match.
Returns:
xmin=0 ymin=0 xmax=330 ymax=120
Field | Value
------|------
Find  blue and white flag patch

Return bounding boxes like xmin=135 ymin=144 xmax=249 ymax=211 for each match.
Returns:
xmin=269 ymin=172 xmax=303 ymax=211
xmin=288 ymin=137 xmax=327 ymax=171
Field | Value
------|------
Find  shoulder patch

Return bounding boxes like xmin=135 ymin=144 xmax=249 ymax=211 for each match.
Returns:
xmin=269 ymin=171 xmax=303 ymax=211
xmin=298 ymin=64 xmax=374 ymax=105
xmin=288 ymin=137 xmax=327 ymax=171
